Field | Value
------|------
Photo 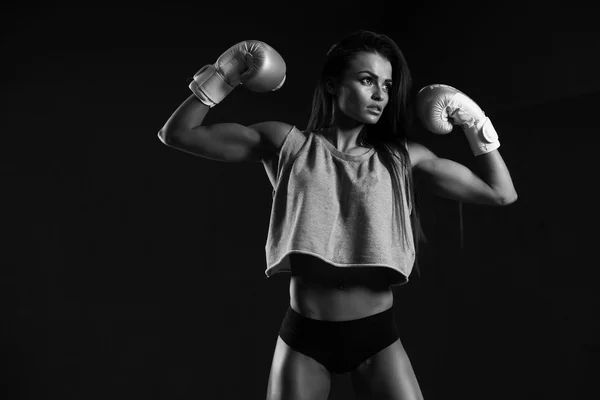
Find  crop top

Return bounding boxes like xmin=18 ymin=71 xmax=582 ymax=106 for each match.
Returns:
xmin=264 ymin=126 xmax=416 ymax=286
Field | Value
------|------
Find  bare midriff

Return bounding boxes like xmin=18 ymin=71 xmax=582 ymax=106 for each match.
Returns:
xmin=288 ymin=253 xmax=396 ymax=321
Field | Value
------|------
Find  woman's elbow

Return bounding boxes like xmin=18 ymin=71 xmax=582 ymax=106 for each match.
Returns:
xmin=158 ymin=128 xmax=180 ymax=147
xmin=496 ymin=190 xmax=518 ymax=206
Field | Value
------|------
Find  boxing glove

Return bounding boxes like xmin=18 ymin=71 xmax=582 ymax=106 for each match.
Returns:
xmin=416 ymin=84 xmax=500 ymax=156
xmin=189 ymin=40 xmax=287 ymax=108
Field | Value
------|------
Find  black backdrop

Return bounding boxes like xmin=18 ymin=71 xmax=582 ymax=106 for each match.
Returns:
xmin=3 ymin=3 xmax=599 ymax=399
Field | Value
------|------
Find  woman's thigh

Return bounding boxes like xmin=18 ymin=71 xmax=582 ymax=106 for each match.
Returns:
xmin=350 ymin=339 xmax=424 ymax=400
xmin=266 ymin=335 xmax=332 ymax=400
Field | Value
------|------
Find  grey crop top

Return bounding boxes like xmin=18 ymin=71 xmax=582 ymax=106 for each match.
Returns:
xmin=264 ymin=126 xmax=415 ymax=286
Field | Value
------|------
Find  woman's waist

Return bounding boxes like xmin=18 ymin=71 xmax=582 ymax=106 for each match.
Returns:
xmin=289 ymin=276 xmax=393 ymax=321
xmin=288 ymin=253 xmax=394 ymax=321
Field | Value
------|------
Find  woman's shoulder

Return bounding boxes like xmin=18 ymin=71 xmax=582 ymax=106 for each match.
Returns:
xmin=249 ymin=121 xmax=294 ymax=157
xmin=405 ymin=139 xmax=437 ymax=167
xmin=252 ymin=123 xmax=314 ymax=165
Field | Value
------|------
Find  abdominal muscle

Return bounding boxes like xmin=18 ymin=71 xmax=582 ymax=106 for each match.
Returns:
xmin=288 ymin=253 xmax=395 ymax=321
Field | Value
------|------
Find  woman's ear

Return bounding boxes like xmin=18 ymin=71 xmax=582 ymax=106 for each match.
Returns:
xmin=325 ymin=77 xmax=338 ymax=95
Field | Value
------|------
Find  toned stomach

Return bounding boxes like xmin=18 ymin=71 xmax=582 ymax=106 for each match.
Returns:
xmin=288 ymin=253 xmax=396 ymax=321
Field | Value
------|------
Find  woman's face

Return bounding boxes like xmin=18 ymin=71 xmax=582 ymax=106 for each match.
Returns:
xmin=329 ymin=52 xmax=393 ymax=125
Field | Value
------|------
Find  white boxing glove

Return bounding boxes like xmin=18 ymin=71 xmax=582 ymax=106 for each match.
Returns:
xmin=190 ymin=40 xmax=287 ymax=108
xmin=416 ymin=84 xmax=500 ymax=156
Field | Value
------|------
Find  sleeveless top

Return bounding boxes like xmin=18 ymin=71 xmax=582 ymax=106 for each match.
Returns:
xmin=264 ymin=126 xmax=415 ymax=286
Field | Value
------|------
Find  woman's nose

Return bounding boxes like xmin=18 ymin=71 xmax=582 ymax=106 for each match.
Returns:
xmin=372 ymin=90 xmax=384 ymax=101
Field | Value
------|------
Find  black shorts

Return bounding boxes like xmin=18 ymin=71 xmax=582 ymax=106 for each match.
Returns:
xmin=278 ymin=305 xmax=399 ymax=375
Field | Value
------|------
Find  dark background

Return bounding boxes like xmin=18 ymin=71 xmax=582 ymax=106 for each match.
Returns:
xmin=2 ymin=2 xmax=599 ymax=399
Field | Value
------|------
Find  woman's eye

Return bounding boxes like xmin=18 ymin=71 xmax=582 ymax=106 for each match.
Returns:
xmin=362 ymin=77 xmax=390 ymax=91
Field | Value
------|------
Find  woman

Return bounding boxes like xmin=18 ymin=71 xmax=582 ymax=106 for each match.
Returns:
xmin=158 ymin=30 xmax=517 ymax=400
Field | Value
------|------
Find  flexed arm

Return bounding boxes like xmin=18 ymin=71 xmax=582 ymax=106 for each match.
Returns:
xmin=410 ymin=84 xmax=517 ymax=206
xmin=158 ymin=40 xmax=287 ymax=162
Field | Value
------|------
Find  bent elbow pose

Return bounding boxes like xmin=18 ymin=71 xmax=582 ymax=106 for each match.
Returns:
xmin=158 ymin=40 xmax=290 ymax=163
xmin=411 ymin=84 xmax=517 ymax=206
xmin=158 ymin=31 xmax=517 ymax=400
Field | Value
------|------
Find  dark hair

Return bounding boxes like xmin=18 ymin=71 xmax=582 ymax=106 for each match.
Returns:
xmin=305 ymin=29 xmax=425 ymax=277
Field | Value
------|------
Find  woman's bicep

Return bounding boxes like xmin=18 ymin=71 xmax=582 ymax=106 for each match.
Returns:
xmin=165 ymin=121 xmax=291 ymax=163
xmin=406 ymin=140 xmax=437 ymax=167
xmin=414 ymin=157 xmax=500 ymax=205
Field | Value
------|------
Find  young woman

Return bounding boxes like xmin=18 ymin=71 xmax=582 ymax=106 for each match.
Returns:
xmin=158 ymin=30 xmax=517 ymax=400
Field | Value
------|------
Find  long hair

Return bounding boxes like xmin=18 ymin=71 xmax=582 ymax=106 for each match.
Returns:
xmin=305 ymin=29 xmax=425 ymax=276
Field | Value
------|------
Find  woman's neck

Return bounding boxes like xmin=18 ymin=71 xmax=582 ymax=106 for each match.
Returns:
xmin=320 ymin=125 xmax=365 ymax=153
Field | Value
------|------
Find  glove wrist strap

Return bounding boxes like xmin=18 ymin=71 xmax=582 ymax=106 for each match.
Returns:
xmin=463 ymin=117 xmax=501 ymax=156
xmin=188 ymin=64 xmax=235 ymax=108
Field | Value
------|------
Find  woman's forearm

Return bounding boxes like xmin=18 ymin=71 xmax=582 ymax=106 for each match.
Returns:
xmin=474 ymin=149 xmax=518 ymax=204
xmin=158 ymin=94 xmax=209 ymax=145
